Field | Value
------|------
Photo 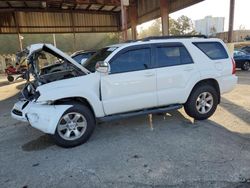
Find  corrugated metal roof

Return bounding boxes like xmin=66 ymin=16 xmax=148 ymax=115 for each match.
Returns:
xmin=0 ymin=0 xmax=204 ymax=34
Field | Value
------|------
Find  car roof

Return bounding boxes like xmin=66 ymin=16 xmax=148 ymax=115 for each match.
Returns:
xmin=107 ymin=37 xmax=223 ymax=49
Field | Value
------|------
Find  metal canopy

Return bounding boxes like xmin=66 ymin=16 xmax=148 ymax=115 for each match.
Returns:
xmin=0 ymin=0 xmax=204 ymax=34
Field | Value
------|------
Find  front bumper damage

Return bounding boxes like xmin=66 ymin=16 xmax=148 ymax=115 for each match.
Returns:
xmin=11 ymin=101 xmax=72 ymax=134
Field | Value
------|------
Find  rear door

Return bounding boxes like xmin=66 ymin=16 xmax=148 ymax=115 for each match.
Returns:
xmin=101 ymin=45 xmax=157 ymax=115
xmin=152 ymin=42 xmax=199 ymax=106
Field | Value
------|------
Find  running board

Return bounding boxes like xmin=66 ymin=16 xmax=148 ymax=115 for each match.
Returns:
xmin=97 ymin=104 xmax=183 ymax=122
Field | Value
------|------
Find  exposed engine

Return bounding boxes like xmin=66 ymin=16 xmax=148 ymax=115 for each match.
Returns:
xmin=17 ymin=44 xmax=88 ymax=101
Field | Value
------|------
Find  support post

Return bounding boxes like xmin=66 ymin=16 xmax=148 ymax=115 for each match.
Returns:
xmin=228 ymin=0 xmax=235 ymax=43
xmin=160 ymin=0 xmax=169 ymax=36
xmin=70 ymin=12 xmax=76 ymax=51
xmin=121 ymin=0 xmax=128 ymax=41
xmin=13 ymin=12 xmax=23 ymax=51
xmin=52 ymin=34 xmax=57 ymax=47
xmin=130 ymin=1 xmax=138 ymax=40
xmin=73 ymin=33 xmax=76 ymax=51
xmin=18 ymin=34 xmax=23 ymax=51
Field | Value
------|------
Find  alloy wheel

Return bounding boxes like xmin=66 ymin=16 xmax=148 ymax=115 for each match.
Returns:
xmin=196 ymin=92 xmax=214 ymax=114
xmin=57 ymin=112 xmax=87 ymax=141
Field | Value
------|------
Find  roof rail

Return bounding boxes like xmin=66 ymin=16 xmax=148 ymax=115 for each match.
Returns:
xmin=125 ymin=39 xmax=140 ymax=43
xmin=142 ymin=35 xmax=208 ymax=41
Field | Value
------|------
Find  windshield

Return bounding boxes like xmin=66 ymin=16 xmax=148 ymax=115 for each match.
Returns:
xmin=84 ymin=47 xmax=117 ymax=72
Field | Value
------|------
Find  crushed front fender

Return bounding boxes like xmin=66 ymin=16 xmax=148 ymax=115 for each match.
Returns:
xmin=12 ymin=101 xmax=72 ymax=134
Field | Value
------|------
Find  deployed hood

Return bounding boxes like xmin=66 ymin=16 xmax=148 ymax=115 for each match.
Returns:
xmin=26 ymin=43 xmax=90 ymax=74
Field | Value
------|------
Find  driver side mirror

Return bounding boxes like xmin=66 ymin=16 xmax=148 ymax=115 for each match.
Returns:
xmin=95 ymin=61 xmax=109 ymax=73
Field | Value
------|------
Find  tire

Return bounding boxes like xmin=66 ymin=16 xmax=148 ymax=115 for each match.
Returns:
xmin=7 ymin=75 xmax=14 ymax=82
xmin=184 ymin=85 xmax=219 ymax=120
xmin=241 ymin=61 xmax=250 ymax=71
xmin=52 ymin=104 xmax=95 ymax=148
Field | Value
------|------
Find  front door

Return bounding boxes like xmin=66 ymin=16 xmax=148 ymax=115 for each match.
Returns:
xmin=101 ymin=45 xmax=157 ymax=115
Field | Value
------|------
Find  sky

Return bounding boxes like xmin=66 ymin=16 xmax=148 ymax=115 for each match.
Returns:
xmin=139 ymin=0 xmax=250 ymax=31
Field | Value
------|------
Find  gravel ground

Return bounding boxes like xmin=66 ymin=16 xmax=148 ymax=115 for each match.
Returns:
xmin=0 ymin=71 xmax=249 ymax=188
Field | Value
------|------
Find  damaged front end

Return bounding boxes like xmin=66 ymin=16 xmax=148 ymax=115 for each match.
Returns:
xmin=17 ymin=43 xmax=89 ymax=101
xmin=11 ymin=43 xmax=90 ymax=134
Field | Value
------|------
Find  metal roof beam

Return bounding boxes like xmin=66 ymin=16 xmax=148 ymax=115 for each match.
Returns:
xmin=0 ymin=7 xmax=119 ymax=15
xmin=1 ymin=0 xmax=121 ymax=6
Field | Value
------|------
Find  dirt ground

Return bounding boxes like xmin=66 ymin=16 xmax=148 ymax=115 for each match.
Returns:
xmin=0 ymin=71 xmax=250 ymax=188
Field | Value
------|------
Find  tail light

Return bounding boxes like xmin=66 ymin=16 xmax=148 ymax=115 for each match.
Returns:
xmin=231 ymin=58 xmax=236 ymax=74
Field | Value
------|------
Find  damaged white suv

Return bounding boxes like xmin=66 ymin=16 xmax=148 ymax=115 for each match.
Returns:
xmin=11 ymin=36 xmax=237 ymax=147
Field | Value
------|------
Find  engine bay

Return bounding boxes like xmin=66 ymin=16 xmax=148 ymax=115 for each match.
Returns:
xmin=17 ymin=44 xmax=88 ymax=101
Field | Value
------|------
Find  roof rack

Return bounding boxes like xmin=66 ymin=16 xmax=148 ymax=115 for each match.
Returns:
xmin=125 ymin=39 xmax=140 ymax=43
xmin=142 ymin=35 xmax=208 ymax=41
xmin=124 ymin=35 xmax=208 ymax=43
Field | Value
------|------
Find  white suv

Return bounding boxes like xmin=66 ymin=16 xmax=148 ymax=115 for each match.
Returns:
xmin=11 ymin=36 xmax=237 ymax=147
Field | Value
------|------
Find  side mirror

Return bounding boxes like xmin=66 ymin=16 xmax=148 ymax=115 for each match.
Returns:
xmin=95 ymin=61 xmax=109 ymax=73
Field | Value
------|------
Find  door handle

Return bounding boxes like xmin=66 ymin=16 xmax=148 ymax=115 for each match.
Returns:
xmin=183 ymin=67 xmax=193 ymax=71
xmin=144 ymin=72 xmax=155 ymax=77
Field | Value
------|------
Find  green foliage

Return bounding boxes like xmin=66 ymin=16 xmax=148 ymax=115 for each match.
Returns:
xmin=139 ymin=19 xmax=162 ymax=38
xmin=169 ymin=15 xmax=197 ymax=35
xmin=138 ymin=15 xmax=197 ymax=38
xmin=0 ymin=33 xmax=119 ymax=54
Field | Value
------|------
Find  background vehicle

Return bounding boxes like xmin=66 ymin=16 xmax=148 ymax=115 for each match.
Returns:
xmin=40 ymin=50 xmax=96 ymax=75
xmin=71 ymin=50 xmax=96 ymax=65
xmin=241 ymin=46 xmax=250 ymax=54
xmin=11 ymin=36 xmax=237 ymax=148
xmin=233 ymin=50 xmax=250 ymax=71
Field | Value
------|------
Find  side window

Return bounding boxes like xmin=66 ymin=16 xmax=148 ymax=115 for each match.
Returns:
xmin=156 ymin=46 xmax=193 ymax=68
xmin=193 ymin=42 xmax=229 ymax=60
xmin=72 ymin=54 xmax=85 ymax=64
xmin=110 ymin=48 xmax=151 ymax=74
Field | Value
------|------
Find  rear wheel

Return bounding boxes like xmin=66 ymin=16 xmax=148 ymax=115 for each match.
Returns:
xmin=184 ymin=85 xmax=219 ymax=120
xmin=52 ymin=104 xmax=95 ymax=148
xmin=242 ymin=61 xmax=250 ymax=71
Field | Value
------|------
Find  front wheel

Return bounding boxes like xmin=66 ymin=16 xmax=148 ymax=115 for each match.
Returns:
xmin=242 ymin=61 xmax=250 ymax=71
xmin=184 ymin=85 xmax=219 ymax=120
xmin=52 ymin=104 xmax=95 ymax=148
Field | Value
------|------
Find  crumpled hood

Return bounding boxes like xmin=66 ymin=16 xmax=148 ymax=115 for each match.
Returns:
xmin=27 ymin=43 xmax=90 ymax=74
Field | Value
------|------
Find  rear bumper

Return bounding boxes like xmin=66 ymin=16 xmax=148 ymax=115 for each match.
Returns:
xmin=218 ymin=75 xmax=238 ymax=94
xmin=11 ymin=101 xmax=72 ymax=134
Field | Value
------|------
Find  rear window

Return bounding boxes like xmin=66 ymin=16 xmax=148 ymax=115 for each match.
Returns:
xmin=156 ymin=46 xmax=193 ymax=67
xmin=193 ymin=42 xmax=228 ymax=60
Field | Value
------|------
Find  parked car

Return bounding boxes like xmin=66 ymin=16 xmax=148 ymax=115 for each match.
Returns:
xmin=11 ymin=36 xmax=237 ymax=148
xmin=40 ymin=50 xmax=96 ymax=75
xmin=71 ymin=50 xmax=96 ymax=65
xmin=241 ymin=46 xmax=250 ymax=54
xmin=233 ymin=50 xmax=250 ymax=71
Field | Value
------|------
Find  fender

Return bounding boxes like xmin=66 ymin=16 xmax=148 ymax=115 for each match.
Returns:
xmin=36 ymin=72 xmax=105 ymax=117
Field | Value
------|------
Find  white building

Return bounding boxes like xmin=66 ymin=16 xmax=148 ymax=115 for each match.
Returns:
xmin=195 ymin=16 xmax=225 ymax=36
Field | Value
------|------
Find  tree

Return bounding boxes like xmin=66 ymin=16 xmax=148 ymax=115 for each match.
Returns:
xmin=210 ymin=26 xmax=217 ymax=36
xmin=169 ymin=15 xmax=197 ymax=35
xmin=138 ymin=19 xmax=162 ymax=38
xmin=239 ymin=25 xmax=246 ymax=30
xmin=138 ymin=15 xmax=197 ymax=39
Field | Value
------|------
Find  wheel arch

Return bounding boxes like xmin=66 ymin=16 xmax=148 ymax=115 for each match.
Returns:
xmin=189 ymin=78 xmax=221 ymax=104
xmin=53 ymin=97 xmax=96 ymax=118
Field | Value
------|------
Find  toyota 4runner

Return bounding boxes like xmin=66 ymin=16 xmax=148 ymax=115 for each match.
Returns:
xmin=11 ymin=36 xmax=238 ymax=147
